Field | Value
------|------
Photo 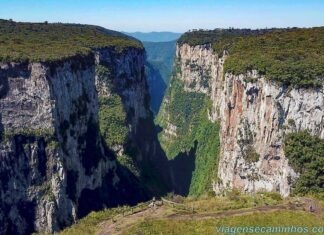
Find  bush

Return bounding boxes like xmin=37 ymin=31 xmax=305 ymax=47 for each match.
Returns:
xmin=262 ymin=192 xmax=282 ymax=201
xmin=243 ymin=145 xmax=260 ymax=163
xmin=228 ymin=189 xmax=241 ymax=201
xmin=284 ymin=131 xmax=324 ymax=195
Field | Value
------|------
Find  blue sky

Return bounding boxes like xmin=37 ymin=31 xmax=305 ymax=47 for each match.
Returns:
xmin=0 ymin=0 xmax=323 ymax=32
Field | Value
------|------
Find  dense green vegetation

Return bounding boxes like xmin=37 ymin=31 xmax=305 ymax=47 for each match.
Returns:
xmin=179 ymin=28 xmax=324 ymax=87
xmin=0 ymin=19 xmax=142 ymax=62
xmin=189 ymin=115 xmax=220 ymax=195
xmin=178 ymin=28 xmax=259 ymax=46
xmin=284 ymin=131 xmax=324 ymax=196
xmin=96 ymin=64 xmax=128 ymax=147
xmin=99 ymin=95 xmax=128 ymax=147
xmin=157 ymin=78 xmax=220 ymax=196
xmin=157 ymin=79 xmax=205 ymax=158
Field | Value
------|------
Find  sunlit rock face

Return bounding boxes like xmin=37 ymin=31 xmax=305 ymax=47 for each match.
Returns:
xmin=176 ymin=43 xmax=324 ymax=197
xmin=0 ymin=47 xmax=149 ymax=234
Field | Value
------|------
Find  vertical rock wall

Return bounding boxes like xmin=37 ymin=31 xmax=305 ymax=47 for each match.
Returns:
xmin=173 ymin=43 xmax=324 ymax=197
xmin=0 ymin=48 xmax=149 ymax=234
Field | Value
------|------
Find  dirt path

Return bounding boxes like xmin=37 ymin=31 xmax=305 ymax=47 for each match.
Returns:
xmin=95 ymin=198 xmax=318 ymax=235
xmin=167 ymin=204 xmax=288 ymax=220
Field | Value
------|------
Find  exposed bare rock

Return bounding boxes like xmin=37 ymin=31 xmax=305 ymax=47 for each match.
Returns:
xmin=0 ymin=48 xmax=148 ymax=234
xmin=175 ymin=43 xmax=324 ymax=197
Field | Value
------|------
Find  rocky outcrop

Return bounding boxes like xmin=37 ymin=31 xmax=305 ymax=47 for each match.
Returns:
xmin=175 ymin=44 xmax=214 ymax=94
xmin=95 ymin=48 xmax=149 ymax=127
xmin=0 ymin=47 xmax=149 ymax=234
xmin=216 ymin=72 xmax=323 ymax=197
xmin=173 ymin=43 xmax=324 ymax=197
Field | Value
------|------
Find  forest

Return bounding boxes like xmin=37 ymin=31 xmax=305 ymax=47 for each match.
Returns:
xmin=179 ymin=27 xmax=324 ymax=87
xmin=0 ymin=19 xmax=142 ymax=62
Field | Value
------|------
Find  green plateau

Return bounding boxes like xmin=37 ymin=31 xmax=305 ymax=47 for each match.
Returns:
xmin=0 ymin=19 xmax=142 ymax=62
xmin=179 ymin=28 xmax=324 ymax=87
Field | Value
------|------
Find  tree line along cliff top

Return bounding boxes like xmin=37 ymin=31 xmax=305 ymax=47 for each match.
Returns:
xmin=178 ymin=27 xmax=324 ymax=88
xmin=0 ymin=19 xmax=143 ymax=63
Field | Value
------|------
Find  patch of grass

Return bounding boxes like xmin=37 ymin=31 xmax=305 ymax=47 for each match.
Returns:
xmin=124 ymin=210 xmax=323 ymax=235
xmin=262 ymin=192 xmax=283 ymax=202
xmin=1 ymin=128 xmax=54 ymax=143
xmin=59 ymin=202 xmax=153 ymax=235
xmin=183 ymin=192 xmax=282 ymax=212
xmin=58 ymin=194 xmax=322 ymax=235
xmin=0 ymin=19 xmax=142 ymax=62
xmin=59 ymin=206 xmax=128 ymax=235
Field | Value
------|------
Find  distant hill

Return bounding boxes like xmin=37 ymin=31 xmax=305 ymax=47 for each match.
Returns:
xmin=143 ymin=40 xmax=177 ymax=82
xmin=143 ymin=40 xmax=177 ymax=114
xmin=124 ymin=32 xmax=181 ymax=42
xmin=125 ymin=32 xmax=181 ymax=114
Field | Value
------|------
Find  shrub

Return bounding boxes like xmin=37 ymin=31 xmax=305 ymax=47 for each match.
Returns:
xmin=284 ymin=131 xmax=324 ymax=195
xmin=227 ymin=189 xmax=241 ymax=201
xmin=243 ymin=145 xmax=260 ymax=163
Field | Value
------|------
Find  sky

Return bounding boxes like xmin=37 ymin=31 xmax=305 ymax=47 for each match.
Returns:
xmin=0 ymin=0 xmax=323 ymax=32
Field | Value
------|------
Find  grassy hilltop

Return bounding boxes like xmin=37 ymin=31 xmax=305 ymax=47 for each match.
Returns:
xmin=179 ymin=27 xmax=324 ymax=87
xmin=59 ymin=194 xmax=324 ymax=235
xmin=0 ymin=19 xmax=142 ymax=62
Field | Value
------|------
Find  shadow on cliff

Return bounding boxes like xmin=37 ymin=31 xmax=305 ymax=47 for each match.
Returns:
xmin=0 ymin=135 xmax=50 ymax=235
xmin=134 ymin=118 xmax=197 ymax=197
xmin=77 ymin=134 xmax=197 ymax=217
xmin=77 ymin=138 xmax=149 ymax=218
xmin=145 ymin=62 xmax=167 ymax=115
xmin=168 ymin=141 xmax=197 ymax=195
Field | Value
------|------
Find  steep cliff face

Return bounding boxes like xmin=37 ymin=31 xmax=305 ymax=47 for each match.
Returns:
xmin=215 ymin=72 xmax=323 ymax=197
xmin=95 ymin=47 xmax=169 ymax=194
xmin=157 ymin=44 xmax=221 ymax=196
xmin=0 ymin=47 xmax=150 ymax=234
xmin=95 ymin=47 xmax=149 ymax=129
xmin=160 ymin=42 xmax=323 ymax=197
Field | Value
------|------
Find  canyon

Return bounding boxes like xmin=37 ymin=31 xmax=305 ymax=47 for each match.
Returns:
xmin=0 ymin=22 xmax=323 ymax=235
xmin=0 ymin=21 xmax=169 ymax=234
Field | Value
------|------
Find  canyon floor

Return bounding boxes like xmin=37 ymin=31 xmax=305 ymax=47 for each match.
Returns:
xmin=60 ymin=194 xmax=323 ymax=235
